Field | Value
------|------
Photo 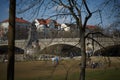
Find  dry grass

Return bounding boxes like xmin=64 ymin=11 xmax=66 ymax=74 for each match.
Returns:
xmin=0 ymin=57 xmax=120 ymax=80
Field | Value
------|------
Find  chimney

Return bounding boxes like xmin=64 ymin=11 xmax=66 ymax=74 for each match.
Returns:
xmin=21 ymin=17 xmax=23 ymax=19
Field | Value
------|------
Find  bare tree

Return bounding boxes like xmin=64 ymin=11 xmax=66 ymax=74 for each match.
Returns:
xmin=16 ymin=0 xmax=120 ymax=80
xmin=7 ymin=0 xmax=16 ymax=80
xmin=17 ymin=0 xmax=92 ymax=80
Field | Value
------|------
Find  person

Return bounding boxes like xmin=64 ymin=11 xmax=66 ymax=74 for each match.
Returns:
xmin=3 ymin=55 xmax=8 ymax=62
xmin=51 ymin=57 xmax=55 ymax=64
xmin=55 ymin=56 xmax=59 ymax=65
xmin=51 ymin=56 xmax=59 ymax=65
xmin=86 ymin=43 xmax=93 ymax=58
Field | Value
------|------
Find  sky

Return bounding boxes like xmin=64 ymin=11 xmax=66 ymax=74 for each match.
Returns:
xmin=0 ymin=0 xmax=119 ymax=27
xmin=0 ymin=0 xmax=9 ymax=22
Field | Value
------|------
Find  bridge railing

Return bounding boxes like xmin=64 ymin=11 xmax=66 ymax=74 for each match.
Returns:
xmin=39 ymin=38 xmax=80 ymax=42
xmin=0 ymin=40 xmax=8 ymax=45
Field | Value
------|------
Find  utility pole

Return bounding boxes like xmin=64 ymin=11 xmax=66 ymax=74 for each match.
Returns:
xmin=7 ymin=0 xmax=16 ymax=80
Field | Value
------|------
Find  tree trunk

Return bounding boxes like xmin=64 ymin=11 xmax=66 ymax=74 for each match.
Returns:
xmin=79 ymin=28 xmax=86 ymax=80
xmin=7 ymin=0 xmax=16 ymax=80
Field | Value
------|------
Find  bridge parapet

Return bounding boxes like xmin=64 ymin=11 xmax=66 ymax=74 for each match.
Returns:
xmin=0 ymin=38 xmax=120 ymax=52
xmin=39 ymin=38 xmax=120 ymax=51
xmin=92 ymin=38 xmax=120 ymax=51
xmin=0 ymin=40 xmax=26 ymax=49
xmin=39 ymin=38 xmax=79 ymax=42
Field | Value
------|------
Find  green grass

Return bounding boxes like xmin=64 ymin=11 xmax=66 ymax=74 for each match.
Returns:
xmin=0 ymin=59 xmax=120 ymax=80
xmin=86 ymin=68 xmax=120 ymax=80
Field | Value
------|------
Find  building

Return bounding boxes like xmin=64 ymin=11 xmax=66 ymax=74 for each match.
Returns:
xmin=61 ymin=23 xmax=70 ymax=31
xmin=34 ymin=18 xmax=60 ymax=32
xmin=0 ymin=17 xmax=31 ymax=40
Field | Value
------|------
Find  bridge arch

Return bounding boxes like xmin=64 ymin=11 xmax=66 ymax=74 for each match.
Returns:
xmin=0 ymin=45 xmax=24 ymax=54
xmin=40 ymin=43 xmax=81 ymax=57
xmin=94 ymin=45 xmax=120 ymax=56
xmin=40 ymin=42 xmax=80 ymax=50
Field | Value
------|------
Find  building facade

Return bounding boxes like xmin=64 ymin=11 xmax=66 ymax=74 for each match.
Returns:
xmin=0 ymin=17 xmax=31 ymax=40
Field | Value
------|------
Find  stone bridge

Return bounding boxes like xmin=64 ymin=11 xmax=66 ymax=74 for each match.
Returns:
xmin=0 ymin=37 xmax=120 ymax=52
xmin=39 ymin=38 xmax=120 ymax=52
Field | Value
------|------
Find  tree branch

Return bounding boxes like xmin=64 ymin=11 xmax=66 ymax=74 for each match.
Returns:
xmin=83 ymin=0 xmax=92 ymax=29
xmin=59 ymin=0 xmax=70 ymax=8
xmin=85 ymin=31 xmax=107 ymax=38
xmin=87 ymin=36 xmax=105 ymax=49
xmin=17 ymin=0 xmax=44 ymax=14
xmin=47 ymin=13 xmax=72 ymax=19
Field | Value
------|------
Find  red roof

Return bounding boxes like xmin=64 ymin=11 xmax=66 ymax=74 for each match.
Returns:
xmin=37 ymin=19 xmax=60 ymax=26
xmin=2 ymin=17 xmax=30 ymax=23
xmin=37 ymin=19 xmax=46 ymax=25
xmin=86 ymin=25 xmax=96 ymax=29
xmin=45 ymin=19 xmax=51 ymax=24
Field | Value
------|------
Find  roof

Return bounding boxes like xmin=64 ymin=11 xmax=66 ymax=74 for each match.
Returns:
xmin=2 ymin=17 xmax=30 ymax=23
xmin=36 ymin=19 xmax=60 ymax=26
xmin=37 ymin=19 xmax=46 ymax=25
xmin=86 ymin=25 xmax=96 ymax=29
